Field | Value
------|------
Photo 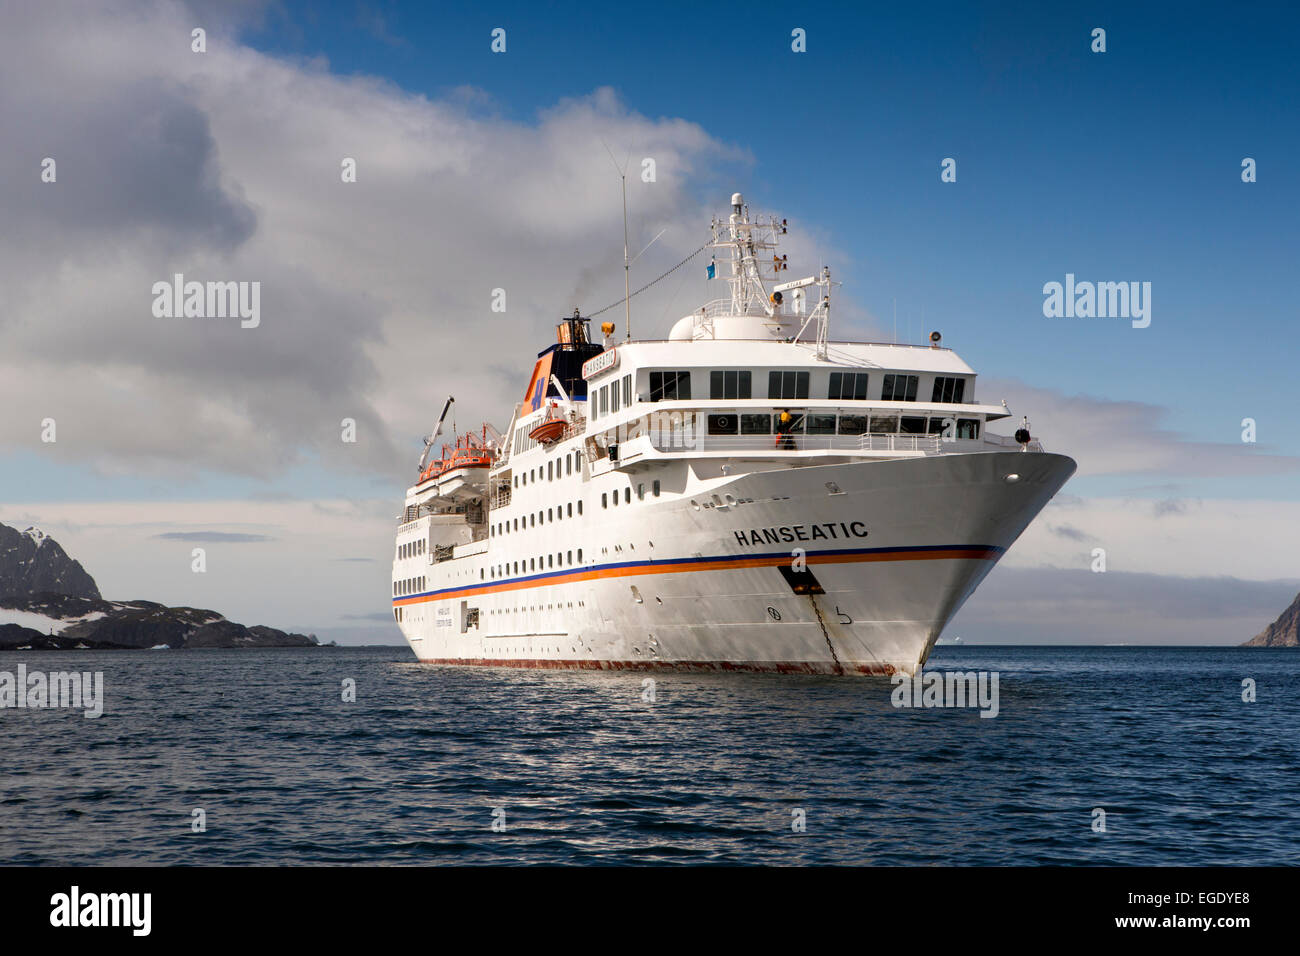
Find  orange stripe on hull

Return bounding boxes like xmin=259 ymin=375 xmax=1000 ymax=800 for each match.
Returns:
xmin=394 ymin=546 xmax=1001 ymax=607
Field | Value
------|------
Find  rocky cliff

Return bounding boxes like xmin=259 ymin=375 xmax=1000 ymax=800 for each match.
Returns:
xmin=0 ymin=523 xmax=100 ymax=600
xmin=1243 ymin=590 xmax=1300 ymax=647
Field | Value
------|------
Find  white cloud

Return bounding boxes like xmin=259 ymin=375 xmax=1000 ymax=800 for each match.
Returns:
xmin=1005 ymin=495 xmax=1300 ymax=580
xmin=982 ymin=378 xmax=1299 ymax=479
xmin=0 ymin=1 xmax=767 ymax=482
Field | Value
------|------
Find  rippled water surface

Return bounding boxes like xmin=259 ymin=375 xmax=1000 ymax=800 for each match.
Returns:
xmin=2 ymin=646 xmax=1296 ymax=865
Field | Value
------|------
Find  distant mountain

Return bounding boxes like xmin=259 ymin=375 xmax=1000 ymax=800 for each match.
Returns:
xmin=0 ymin=521 xmax=316 ymax=650
xmin=0 ymin=594 xmax=317 ymax=650
xmin=0 ymin=523 xmax=100 ymax=600
xmin=1243 ymin=591 xmax=1300 ymax=647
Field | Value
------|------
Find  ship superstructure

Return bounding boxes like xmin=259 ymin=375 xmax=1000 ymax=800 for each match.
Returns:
xmin=392 ymin=194 xmax=1075 ymax=674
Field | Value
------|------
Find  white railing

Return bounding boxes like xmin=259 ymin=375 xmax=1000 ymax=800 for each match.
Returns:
xmin=644 ymin=431 xmax=945 ymax=454
xmin=982 ymin=432 xmax=1045 ymax=453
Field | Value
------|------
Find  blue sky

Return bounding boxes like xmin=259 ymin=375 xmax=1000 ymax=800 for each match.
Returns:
xmin=2 ymin=1 xmax=1296 ymax=642
xmin=247 ymin=0 xmax=1298 ymax=462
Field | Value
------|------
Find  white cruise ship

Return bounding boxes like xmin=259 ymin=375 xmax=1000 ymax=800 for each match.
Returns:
xmin=391 ymin=194 xmax=1075 ymax=675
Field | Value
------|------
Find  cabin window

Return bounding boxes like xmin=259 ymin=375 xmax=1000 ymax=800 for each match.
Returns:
xmin=828 ymin=372 xmax=869 ymax=401
xmin=881 ymin=374 xmax=919 ymax=402
xmin=565 ymin=456 xmax=572 ymax=476
xmin=807 ymin=414 xmax=837 ymax=435
xmin=637 ymin=483 xmax=645 ymax=500
xmin=624 ymin=488 xmax=631 ymax=504
xmin=869 ymin=416 xmax=898 ymax=434
xmin=567 ymin=503 xmax=573 ymax=517
xmin=622 ymin=374 xmax=632 ymax=406
xmin=548 ymin=508 xmax=553 ymax=522
xmin=900 ymin=416 xmax=927 ymax=434
xmin=958 ymin=418 xmax=980 ymax=439
xmin=649 ymin=371 xmax=691 ymax=402
xmin=707 ymin=414 xmax=739 ymax=435
xmin=567 ymin=550 xmax=573 ymax=563
xmin=577 ymin=548 xmax=583 ymax=561
xmin=548 ymin=555 xmax=553 ymax=568
xmin=610 ymin=381 xmax=621 ymax=414
xmin=932 ymin=376 xmax=966 ymax=404
xmin=710 ymin=370 xmax=752 ymax=400
xmin=768 ymin=370 xmax=810 ymax=400
xmin=513 ymin=476 xmax=518 ymax=488
xmin=602 ymin=493 xmax=608 ymax=509
xmin=652 ymin=480 xmax=661 ymax=497
xmin=578 ymin=500 xmax=584 ymax=515
xmin=612 ymin=491 xmax=619 ymax=507
xmin=741 ymin=414 xmax=771 ymax=435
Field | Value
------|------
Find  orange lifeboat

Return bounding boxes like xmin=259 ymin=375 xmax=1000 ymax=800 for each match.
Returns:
xmin=528 ymin=404 xmax=567 ymax=444
xmin=418 ymin=426 xmax=496 ymax=485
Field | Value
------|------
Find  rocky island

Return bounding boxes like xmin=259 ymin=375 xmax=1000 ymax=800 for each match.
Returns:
xmin=0 ymin=522 xmax=317 ymax=650
xmin=1243 ymin=589 xmax=1300 ymax=647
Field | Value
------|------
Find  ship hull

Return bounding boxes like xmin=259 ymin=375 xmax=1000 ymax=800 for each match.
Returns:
xmin=394 ymin=451 xmax=1075 ymax=675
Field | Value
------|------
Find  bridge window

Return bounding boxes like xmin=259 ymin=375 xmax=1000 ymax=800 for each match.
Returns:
xmin=610 ymin=381 xmax=620 ymax=414
xmin=649 ymin=371 xmax=691 ymax=402
xmin=707 ymin=414 xmax=738 ymax=435
xmin=768 ymin=370 xmax=809 ymax=400
xmin=828 ymin=372 xmax=869 ymax=401
xmin=622 ymin=374 xmax=632 ymax=406
xmin=932 ymin=376 xmax=966 ymax=404
xmin=807 ymin=413 xmax=837 ymax=435
xmin=881 ymin=374 xmax=919 ymax=402
xmin=710 ymin=370 xmax=752 ymax=400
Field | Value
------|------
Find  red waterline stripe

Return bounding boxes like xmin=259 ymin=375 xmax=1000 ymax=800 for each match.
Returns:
xmin=412 ymin=658 xmax=900 ymax=676
xmin=393 ymin=545 xmax=1001 ymax=607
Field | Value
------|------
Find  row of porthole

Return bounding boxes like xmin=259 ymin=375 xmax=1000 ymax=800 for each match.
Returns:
xmin=491 ymin=499 xmax=584 ymax=538
xmin=487 ymin=550 xmax=584 ymax=580
xmin=513 ymin=450 xmax=583 ymax=488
